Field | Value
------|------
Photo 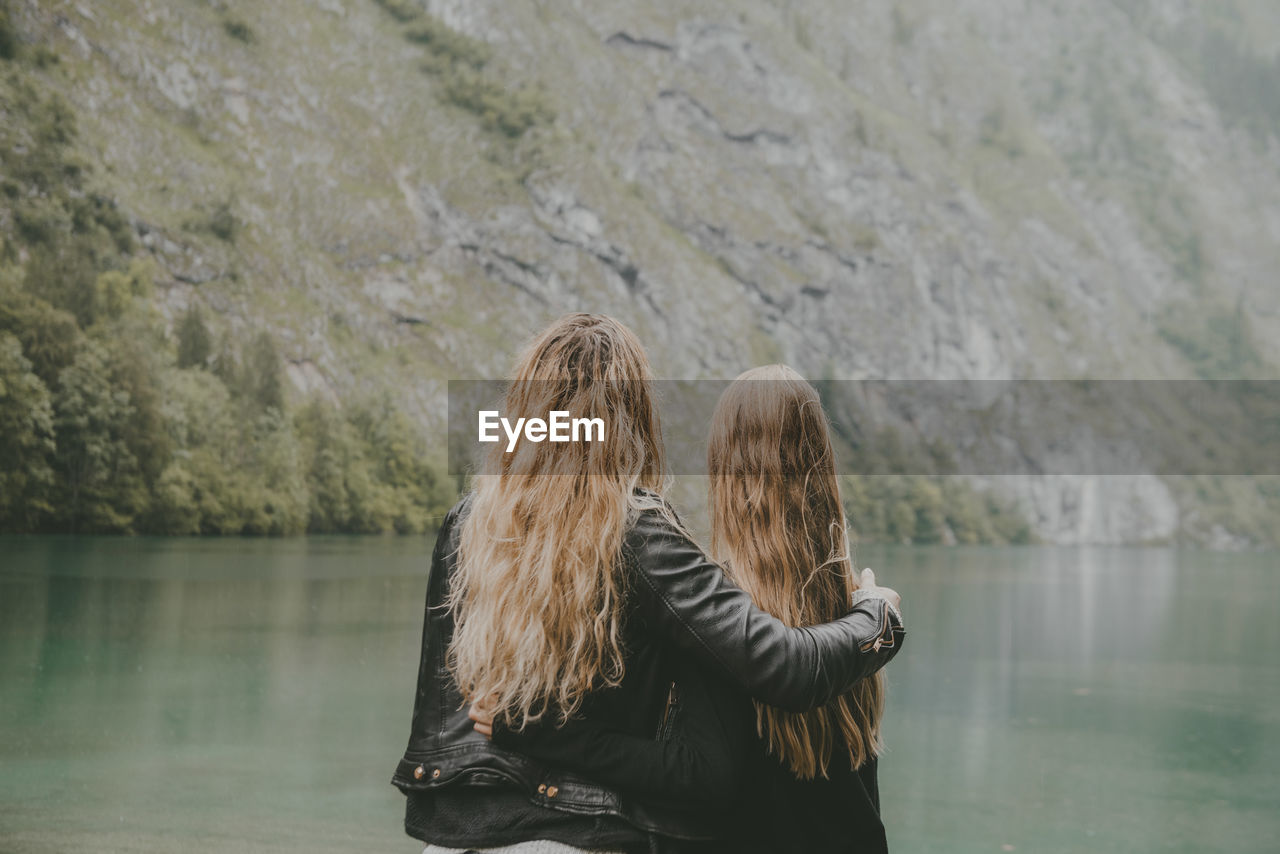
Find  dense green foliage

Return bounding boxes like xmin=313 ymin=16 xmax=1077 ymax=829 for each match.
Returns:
xmin=0 ymin=50 xmax=454 ymax=535
xmin=175 ymin=304 xmax=213 ymax=369
xmin=0 ymin=264 xmax=456 ymax=535
xmin=810 ymin=382 xmax=1033 ymax=545
xmin=0 ymin=262 xmax=456 ymax=534
xmin=843 ymin=474 xmax=1034 ymax=546
xmin=0 ymin=4 xmax=16 ymax=62
xmin=0 ymin=332 xmax=55 ymax=527
xmin=831 ymin=424 xmax=1033 ymax=545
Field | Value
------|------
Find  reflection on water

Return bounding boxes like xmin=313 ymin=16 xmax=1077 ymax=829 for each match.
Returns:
xmin=0 ymin=536 xmax=431 ymax=853
xmin=1 ymin=538 xmax=1277 ymax=853
xmin=860 ymin=545 xmax=1280 ymax=854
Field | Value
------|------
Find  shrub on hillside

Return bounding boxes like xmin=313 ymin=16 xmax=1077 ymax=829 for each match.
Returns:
xmin=405 ymin=16 xmax=490 ymax=71
xmin=374 ymin=0 xmax=421 ymax=23
xmin=442 ymin=69 xmax=554 ymax=138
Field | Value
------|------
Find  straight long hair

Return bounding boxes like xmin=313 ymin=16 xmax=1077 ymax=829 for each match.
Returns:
xmin=708 ymin=364 xmax=885 ymax=779
xmin=448 ymin=314 xmax=667 ymax=729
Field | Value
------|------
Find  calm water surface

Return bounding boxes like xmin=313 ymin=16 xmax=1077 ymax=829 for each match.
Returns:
xmin=1 ymin=538 xmax=1277 ymax=853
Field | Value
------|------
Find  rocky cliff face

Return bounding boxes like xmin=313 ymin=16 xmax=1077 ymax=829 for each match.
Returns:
xmin=9 ymin=0 xmax=1278 ymax=543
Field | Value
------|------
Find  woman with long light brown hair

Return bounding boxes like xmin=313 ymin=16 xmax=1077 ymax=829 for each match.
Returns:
xmin=392 ymin=315 xmax=903 ymax=854
xmin=708 ymin=364 xmax=892 ymax=852
xmin=709 ymin=365 xmax=888 ymax=780
xmin=488 ymin=363 xmax=898 ymax=853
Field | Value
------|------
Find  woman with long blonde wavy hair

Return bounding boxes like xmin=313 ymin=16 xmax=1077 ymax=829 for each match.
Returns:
xmin=393 ymin=317 xmax=904 ymax=854
xmin=448 ymin=312 xmax=668 ymax=730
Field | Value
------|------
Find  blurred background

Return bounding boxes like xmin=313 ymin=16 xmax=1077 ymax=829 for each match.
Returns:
xmin=0 ymin=1 xmax=1277 ymax=852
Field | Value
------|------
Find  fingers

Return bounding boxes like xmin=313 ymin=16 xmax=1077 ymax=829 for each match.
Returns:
xmin=469 ymin=694 xmax=498 ymax=720
xmin=879 ymin=585 xmax=902 ymax=611
xmin=858 ymin=567 xmax=902 ymax=613
xmin=468 ymin=700 xmax=495 ymax=740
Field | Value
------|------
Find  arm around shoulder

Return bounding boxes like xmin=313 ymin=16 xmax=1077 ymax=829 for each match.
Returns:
xmin=625 ymin=508 xmax=904 ymax=713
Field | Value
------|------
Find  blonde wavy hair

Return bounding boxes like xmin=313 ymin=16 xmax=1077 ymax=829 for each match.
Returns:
xmin=448 ymin=314 xmax=667 ymax=729
xmin=709 ymin=364 xmax=886 ymax=779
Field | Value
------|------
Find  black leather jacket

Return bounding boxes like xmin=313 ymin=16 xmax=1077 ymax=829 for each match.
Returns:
xmin=391 ymin=492 xmax=905 ymax=850
xmin=497 ymin=665 xmax=891 ymax=854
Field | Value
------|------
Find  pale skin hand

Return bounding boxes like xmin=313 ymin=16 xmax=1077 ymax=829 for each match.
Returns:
xmin=859 ymin=567 xmax=902 ymax=613
xmin=470 ymin=571 xmax=902 ymax=738
xmin=469 ymin=696 xmax=496 ymax=740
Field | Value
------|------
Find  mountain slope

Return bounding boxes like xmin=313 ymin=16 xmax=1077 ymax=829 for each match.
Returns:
xmin=3 ymin=0 xmax=1277 ymax=543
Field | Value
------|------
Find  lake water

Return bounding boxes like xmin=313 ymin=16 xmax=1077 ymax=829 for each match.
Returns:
xmin=1 ymin=537 xmax=1277 ymax=853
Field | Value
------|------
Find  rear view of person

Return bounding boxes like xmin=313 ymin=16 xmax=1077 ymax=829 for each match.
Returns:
xmin=709 ymin=364 xmax=893 ymax=853
xmin=392 ymin=316 xmax=905 ymax=853
xmin=487 ymin=363 xmax=899 ymax=853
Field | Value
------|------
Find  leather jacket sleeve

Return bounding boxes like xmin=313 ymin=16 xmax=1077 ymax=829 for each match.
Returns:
xmin=624 ymin=507 xmax=904 ymax=713
xmin=492 ymin=658 xmax=752 ymax=810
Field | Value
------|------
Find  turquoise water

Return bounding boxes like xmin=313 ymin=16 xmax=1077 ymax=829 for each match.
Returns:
xmin=1 ymin=538 xmax=1277 ymax=852
xmin=861 ymin=545 xmax=1280 ymax=854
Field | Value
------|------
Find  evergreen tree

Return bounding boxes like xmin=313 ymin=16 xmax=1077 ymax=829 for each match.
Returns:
xmin=0 ymin=285 xmax=80 ymax=386
xmin=176 ymin=303 xmax=213 ymax=369
xmin=0 ymin=5 xmax=18 ymax=61
xmin=0 ymin=333 xmax=56 ymax=530
xmin=23 ymin=240 xmax=101 ymax=327
xmin=242 ymin=407 xmax=307 ymax=535
xmin=246 ymin=331 xmax=284 ymax=412
xmin=296 ymin=397 xmax=359 ymax=532
xmin=52 ymin=340 xmax=142 ymax=532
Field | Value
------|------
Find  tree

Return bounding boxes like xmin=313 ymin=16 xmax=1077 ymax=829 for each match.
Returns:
xmin=887 ymin=499 xmax=917 ymax=544
xmin=210 ymin=332 xmax=240 ymax=390
xmin=22 ymin=239 xmax=101 ymax=327
xmin=0 ymin=285 xmax=80 ymax=385
xmin=941 ymin=479 xmax=992 ymax=545
xmin=159 ymin=365 xmax=235 ymax=451
xmin=0 ymin=333 xmax=56 ymax=530
xmin=241 ymin=407 xmax=307 ymax=535
xmin=148 ymin=366 xmax=237 ymax=534
xmin=907 ymin=477 xmax=947 ymax=544
xmin=0 ymin=5 xmax=18 ymax=61
xmin=245 ymin=331 xmax=284 ymax=412
xmin=296 ymin=397 xmax=360 ymax=532
xmin=100 ymin=307 xmax=173 ymax=486
xmin=52 ymin=339 xmax=142 ymax=532
xmin=352 ymin=393 xmax=454 ymax=532
xmin=176 ymin=303 xmax=213 ymax=369
xmin=148 ymin=461 xmax=202 ymax=535
xmin=93 ymin=260 xmax=154 ymax=322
